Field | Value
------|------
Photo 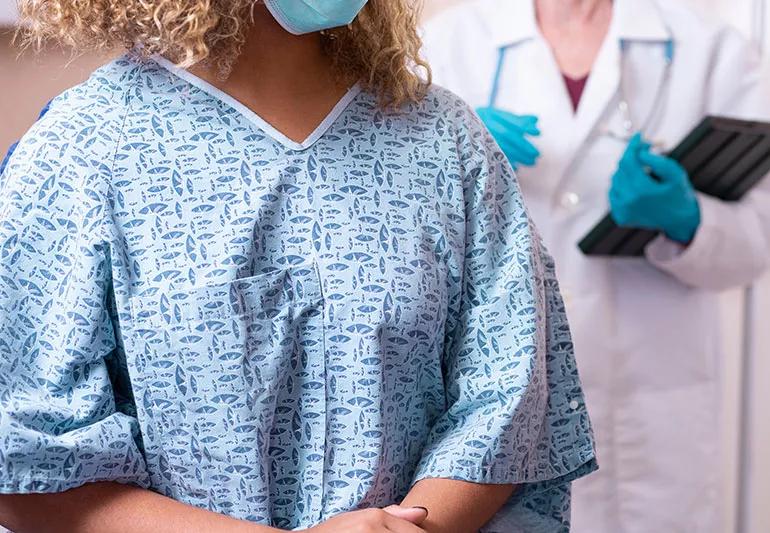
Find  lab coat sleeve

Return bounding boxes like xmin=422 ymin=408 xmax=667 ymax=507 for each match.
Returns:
xmin=411 ymin=106 xmax=596 ymax=530
xmin=646 ymin=28 xmax=770 ymax=290
xmin=420 ymin=6 xmax=492 ymax=102
xmin=0 ymin=105 xmax=150 ymax=493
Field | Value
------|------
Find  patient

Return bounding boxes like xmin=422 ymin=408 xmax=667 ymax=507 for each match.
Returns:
xmin=0 ymin=1 xmax=596 ymax=532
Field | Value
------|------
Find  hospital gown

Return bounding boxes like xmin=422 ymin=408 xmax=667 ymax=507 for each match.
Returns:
xmin=0 ymin=55 xmax=596 ymax=532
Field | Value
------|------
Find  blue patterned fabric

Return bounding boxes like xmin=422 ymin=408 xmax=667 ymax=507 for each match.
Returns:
xmin=0 ymin=100 xmax=52 ymax=176
xmin=0 ymin=55 xmax=596 ymax=531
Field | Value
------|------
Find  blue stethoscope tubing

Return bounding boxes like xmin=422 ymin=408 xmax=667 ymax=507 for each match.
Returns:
xmin=487 ymin=46 xmax=508 ymax=109
xmin=487 ymin=38 xmax=675 ymax=141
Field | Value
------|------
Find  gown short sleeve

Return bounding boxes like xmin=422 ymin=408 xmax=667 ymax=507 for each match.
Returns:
xmin=0 ymin=100 xmax=51 ymax=177
xmin=411 ymin=105 xmax=597 ymax=531
xmin=0 ymin=97 xmax=150 ymax=494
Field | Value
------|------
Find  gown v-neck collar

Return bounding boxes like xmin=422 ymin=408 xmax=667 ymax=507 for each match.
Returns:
xmin=153 ymin=56 xmax=362 ymax=151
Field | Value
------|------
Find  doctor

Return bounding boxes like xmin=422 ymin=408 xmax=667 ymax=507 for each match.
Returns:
xmin=423 ymin=0 xmax=770 ymax=532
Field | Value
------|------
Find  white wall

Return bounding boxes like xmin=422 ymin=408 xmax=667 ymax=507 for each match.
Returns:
xmin=0 ymin=2 xmax=17 ymax=26
xmin=747 ymin=277 xmax=770 ymax=533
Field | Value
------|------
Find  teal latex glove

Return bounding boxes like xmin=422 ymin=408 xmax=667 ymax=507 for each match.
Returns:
xmin=476 ymin=107 xmax=541 ymax=168
xmin=609 ymin=133 xmax=701 ymax=243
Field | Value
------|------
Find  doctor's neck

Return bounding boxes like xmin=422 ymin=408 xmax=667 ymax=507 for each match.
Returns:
xmin=535 ymin=0 xmax=612 ymax=25
xmin=535 ymin=0 xmax=612 ymax=78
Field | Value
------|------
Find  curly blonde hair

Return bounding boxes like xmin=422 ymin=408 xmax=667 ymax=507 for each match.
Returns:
xmin=16 ymin=0 xmax=431 ymax=108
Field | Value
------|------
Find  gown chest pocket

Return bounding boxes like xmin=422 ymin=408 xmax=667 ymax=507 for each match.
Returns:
xmin=128 ymin=263 xmax=326 ymax=502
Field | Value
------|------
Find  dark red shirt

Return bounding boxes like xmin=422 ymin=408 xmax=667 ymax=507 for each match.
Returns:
xmin=563 ymin=74 xmax=589 ymax=112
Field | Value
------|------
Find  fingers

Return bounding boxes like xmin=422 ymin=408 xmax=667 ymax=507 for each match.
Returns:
xmin=512 ymin=114 xmax=541 ymax=136
xmin=384 ymin=513 xmax=427 ymax=533
xmin=476 ymin=107 xmax=542 ymax=168
xmin=616 ymin=133 xmax=667 ymax=193
xmin=497 ymin=136 xmax=540 ymax=166
xmin=476 ymin=107 xmax=541 ymax=136
xmin=637 ymin=150 xmax=687 ymax=184
xmin=611 ymin=147 xmax=657 ymax=225
xmin=619 ymin=132 xmax=648 ymax=169
xmin=383 ymin=505 xmax=428 ymax=525
xmin=495 ymin=112 xmax=541 ymax=136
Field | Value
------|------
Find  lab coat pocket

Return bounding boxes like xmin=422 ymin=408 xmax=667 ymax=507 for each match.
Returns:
xmin=129 ymin=263 xmax=325 ymax=509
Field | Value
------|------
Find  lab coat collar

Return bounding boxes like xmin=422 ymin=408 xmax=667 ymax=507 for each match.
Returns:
xmin=485 ymin=0 xmax=671 ymax=49
xmin=559 ymin=0 xmax=671 ymax=193
xmin=485 ymin=0 xmax=538 ymax=48
xmin=612 ymin=0 xmax=671 ymax=42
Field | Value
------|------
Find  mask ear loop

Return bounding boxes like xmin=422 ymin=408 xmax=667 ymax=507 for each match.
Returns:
xmin=488 ymin=46 xmax=509 ymax=108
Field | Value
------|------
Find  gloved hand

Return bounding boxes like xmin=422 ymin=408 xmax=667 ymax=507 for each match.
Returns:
xmin=476 ymin=107 xmax=541 ymax=168
xmin=609 ymin=133 xmax=701 ymax=243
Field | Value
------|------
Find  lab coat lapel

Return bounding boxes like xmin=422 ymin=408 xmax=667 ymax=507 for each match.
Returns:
xmin=562 ymin=22 xmax=622 ymax=181
xmin=498 ymin=38 xmax=577 ymax=195
xmin=490 ymin=0 xmax=578 ymax=195
xmin=620 ymin=43 xmax=671 ymax=146
xmin=576 ymin=41 xmax=620 ymax=140
xmin=560 ymin=0 xmax=672 ymax=188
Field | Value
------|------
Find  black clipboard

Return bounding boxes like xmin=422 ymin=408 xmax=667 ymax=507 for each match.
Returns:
xmin=578 ymin=116 xmax=770 ymax=257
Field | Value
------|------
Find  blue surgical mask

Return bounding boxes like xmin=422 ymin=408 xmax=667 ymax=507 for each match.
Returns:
xmin=264 ymin=0 xmax=369 ymax=35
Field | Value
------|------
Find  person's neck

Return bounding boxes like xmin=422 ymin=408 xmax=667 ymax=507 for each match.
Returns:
xmin=535 ymin=0 xmax=613 ymax=79
xmin=190 ymin=6 xmax=350 ymax=142
xmin=536 ymin=0 xmax=612 ymax=27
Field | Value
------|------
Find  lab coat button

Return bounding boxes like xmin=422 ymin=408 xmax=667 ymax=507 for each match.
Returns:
xmin=570 ymin=400 xmax=580 ymax=410
xmin=560 ymin=192 xmax=580 ymax=209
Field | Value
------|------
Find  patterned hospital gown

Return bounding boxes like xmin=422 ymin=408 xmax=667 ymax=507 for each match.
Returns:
xmin=0 ymin=55 xmax=596 ymax=531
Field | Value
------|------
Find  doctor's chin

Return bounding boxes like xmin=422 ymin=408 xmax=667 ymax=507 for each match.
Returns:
xmin=1 ymin=1 xmax=769 ymax=533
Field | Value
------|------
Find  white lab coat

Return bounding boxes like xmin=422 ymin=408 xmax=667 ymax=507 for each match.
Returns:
xmin=423 ymin=1 xmax=770 ymax=532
